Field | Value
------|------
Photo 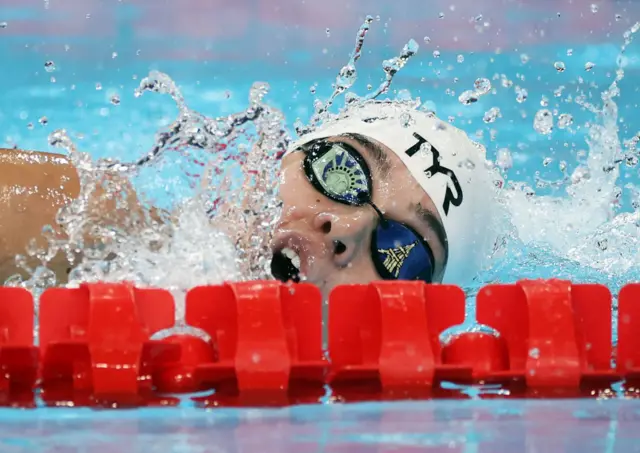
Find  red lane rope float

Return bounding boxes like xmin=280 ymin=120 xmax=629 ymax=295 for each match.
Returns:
xmin=0 ymin=279 xmax=637 ymax=407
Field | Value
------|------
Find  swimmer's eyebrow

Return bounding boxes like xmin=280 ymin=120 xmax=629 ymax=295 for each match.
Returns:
xmin=414 ymin=202 xmax=449 ymax=269
xmin=340 ymin=133 xmax=392 ymax=177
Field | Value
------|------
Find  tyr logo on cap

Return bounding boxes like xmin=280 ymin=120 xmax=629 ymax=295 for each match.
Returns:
xmin=405 ymin=133 xmax=463 ymax=215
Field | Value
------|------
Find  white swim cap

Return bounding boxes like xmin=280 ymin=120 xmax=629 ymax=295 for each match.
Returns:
xmin=286 ymin=100 xmax=502 ymax=285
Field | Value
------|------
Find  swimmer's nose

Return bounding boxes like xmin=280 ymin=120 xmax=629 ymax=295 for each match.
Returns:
xmin=313 ymin=212 xmax=369 ymax=268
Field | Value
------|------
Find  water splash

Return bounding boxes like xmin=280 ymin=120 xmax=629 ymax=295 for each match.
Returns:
xmin=481 ymin=21 xmax=640 ymax=302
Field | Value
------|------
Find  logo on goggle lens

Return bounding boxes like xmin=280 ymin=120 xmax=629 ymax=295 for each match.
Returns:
xmin=311 ymin=145 xmax=368 ymax=202
xmin=377 ymin=241 xmax=417 ymax=278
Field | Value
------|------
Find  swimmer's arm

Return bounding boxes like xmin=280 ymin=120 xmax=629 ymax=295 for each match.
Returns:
xmin=0 ymin=148 xmax=168 ymax=284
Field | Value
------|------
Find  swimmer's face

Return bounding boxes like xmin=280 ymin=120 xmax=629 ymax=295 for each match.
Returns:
xmin=271 ymin=134 xmax=448 ymax=300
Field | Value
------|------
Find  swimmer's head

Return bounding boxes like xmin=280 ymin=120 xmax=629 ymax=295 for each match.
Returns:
xmin=271 ymin=100 xmax=501 ymax=299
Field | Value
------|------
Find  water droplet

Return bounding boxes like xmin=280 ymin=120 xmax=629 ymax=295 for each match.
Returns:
xmin=554 ymin=61 xmax=566 ymax=72
xmin=474 ymin=14 xmax=483 ymax=22
xmin=520 ymin=53 xmax=530 ymax=64
xmin=423 ymin=36 xmax=431 ymax=44
xmin=557 ymin=113 xmax=573 ymax=129
xmin=615 ymin=14 xmax=622 ymax=22
xmin=39 ymin=116 xmax=48 ymax=126
xmin=458 ymin=90 xmax=479 ymax=105
xmin=433 ymin=50 xmax=441 ymax=58
xmin=95 ymin=83 xmax=102 ymax=91
xmin=366 ymin=83 xmax=372 ymax=90
xmin=585 ymin=61 xmax=595 ymax=71
xmin=0 ymin=22 xmax=7 ymax=29
xmin=533 ymin=109 xmax=553 ymax=135
xmin=418 ymin=142 xmax=433 ymax=158
xmin=457 ymin=54 xmax=464 ymax=63
xmin=543 ymin=157 xmax=553 ymax=166
xmin=483 ymin=107 xmax=501 ymax=123
xmin=529 ymin=347 xmax=540 ymax=359
xmin=438 ymin=12 xmax=445 ymax=18
xmin=540 ymin=96 xmax=549 ymax=107
xmin=399 ymin=112 xmax=414 ymax=128
xmin=325 ymin=28 xmax=330 ymax=37
xmin=110 ymin=95 xmax=121 ymax=105
xmin=515 ymin=86 xmax=528 ymax=103
xmin=496 ymin=148 xmax=512 ymax=170
xmin=590 ymin=3 xmax=598 ymax=13
xmin=112 ymin=52 xmax=118 ymax=59
xmin=567 ymin=48 xmax=573 ymax=56
xmin=44 ymin=61 xmax=56 ymax=72
xmin=309 ymin=84 xmax=317 ymax=94
xmin=85 ymin=13 xmax=91 ymax=19
xmin=26 ymin=123 xmax=33 ymax=130
xmin=474 ymin=78 xmax=491 ymax=95
xmin=553 ymin=86 xmax=565 ymax=97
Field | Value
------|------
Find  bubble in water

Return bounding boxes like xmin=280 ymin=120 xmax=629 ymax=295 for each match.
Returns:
xmin=44 ymin=61 xmax=56 ymax=72
xmin=496 ymin=148 xmax=513 ymax=170
xmin=458 ymin=90 xmax=479 ymax=105
xmin=533 ymin=109 xmax=553 ymax=135
xmin=585 ymin=62 xmax=595 ymax=71
xmin=554 ymin=61 xmax=566 ymax=72
xmin=483 ymin=107 xmax=501 ymax=123
xmin=474 ymin=78 xmax=491 ymax=95
xmin=110 ymin=95 xmax=121 ymax=105
xmin=557 ymin=113 xmax=573 ymax=129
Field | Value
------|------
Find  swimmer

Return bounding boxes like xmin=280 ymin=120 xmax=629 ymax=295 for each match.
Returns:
xmin=270 ymin=101 xmax=501 ymax=300
xmin=0 ymin=101 xmax=500 ymax=296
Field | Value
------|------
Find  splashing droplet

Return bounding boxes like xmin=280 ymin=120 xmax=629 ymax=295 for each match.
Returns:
xmin=474 ymin=78 xmax=491 ymax=95
xmin=438 ymin=12 xmax=445 ymax=18
xmin=433 ymin=50 xmax=441 ymax=58
xmin=496 ymin=148 xmax=513 ymax=170
xmin=423 ymin=36 xmax=431 ymax=44
xmin=458 ymin=90 xmax=479 ymax=105
xmin=0 ymin=22 xmax=7 ymax=29
xmin=557 ymin=113 xmax=573 ymax=129
xmin=457 ymin=54 xmax=464 ymax=63
xmin=399 ymin=112 xmax=414 ymax=128
xmin=325 ymin=28 xmax=331 ymax=37
xmin=590 ymin=3 xmax=599 ymax=13
xmin=112 ymin=52 xmax=118 ymax=59
xmin=110 ymin=95 xmax=121 ymax=105
xmin=44 ymin=61 xmax=56 ymax=72
xmin=483 ymin=107 xmax=501 ymax=123
xmin=533 ymin=109 xmax=554 ymax=135
xmin=39 ymin=116 xmax=48 ymax=126
xmin=515 ymin=86 xmax=528 ymax=103
xmin=585 ymin=61 xmax=595 ymax=71
xmin=96 ymin=83 xmax=103 ymax=91
xmin=554 ymin=61 xmax=566 ymax=72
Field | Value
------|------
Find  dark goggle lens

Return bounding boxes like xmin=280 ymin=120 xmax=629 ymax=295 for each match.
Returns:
xmin=303 ymin=141 xmax=371 ymax=206
xmin=372 ymin=220 xmax=435 ymax=283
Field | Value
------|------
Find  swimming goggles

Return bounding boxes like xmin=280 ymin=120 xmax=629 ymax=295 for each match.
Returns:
xmin=301 ymin=139 xmax=435 ymax=282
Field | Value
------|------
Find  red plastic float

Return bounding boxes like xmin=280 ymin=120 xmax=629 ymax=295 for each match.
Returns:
xmin=0 ymin=278 xmax=636 ymax=407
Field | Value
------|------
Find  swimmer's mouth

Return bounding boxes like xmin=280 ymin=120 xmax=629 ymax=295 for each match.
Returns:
xmin=270 ymin=247 xmax=302 ymax=283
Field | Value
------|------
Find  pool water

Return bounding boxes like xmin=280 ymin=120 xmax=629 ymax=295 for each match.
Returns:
xmin=2 ymin=399 xmax=640 ymax=452
xmin=2 ymin=0 xmax=640 ymax=451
